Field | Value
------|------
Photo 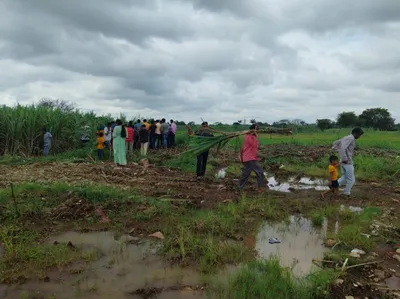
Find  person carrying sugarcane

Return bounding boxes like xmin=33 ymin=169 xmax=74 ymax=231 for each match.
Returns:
xmin=195 ymin=122 xmax=213 ymax=178
xmin=239 ymin=124 xmax=266 ymax=191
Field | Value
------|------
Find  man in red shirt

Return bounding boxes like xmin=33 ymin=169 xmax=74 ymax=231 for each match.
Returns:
xmin=239 ymin=124 xmax=265 ymax=191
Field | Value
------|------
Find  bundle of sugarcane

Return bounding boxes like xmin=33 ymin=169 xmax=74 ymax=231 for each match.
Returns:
xmin=183 ymin=126 xmax=293 ymax=156
xmin=261 ymin=127 xmax=293 ymax=135
xmin=183 ymin=129 xmax=252 ymax=156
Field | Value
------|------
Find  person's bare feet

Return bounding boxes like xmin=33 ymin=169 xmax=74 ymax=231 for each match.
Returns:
xmin=321 ymin=192 xmax=325 ymax=199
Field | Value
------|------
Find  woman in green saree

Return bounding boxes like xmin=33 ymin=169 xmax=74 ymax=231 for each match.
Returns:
xmin=112 ymin=119 xmax=128 ymax=166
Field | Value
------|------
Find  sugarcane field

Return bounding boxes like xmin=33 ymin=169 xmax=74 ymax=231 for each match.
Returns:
xmin=0 ymin=104 xmax=399 ymax=299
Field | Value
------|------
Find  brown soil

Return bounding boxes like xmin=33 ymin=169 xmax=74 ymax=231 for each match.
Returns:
xmin=0 ymin=160 xmax=399 ymax=210
xmin=1 ymin=147 xmax=400 ymax=298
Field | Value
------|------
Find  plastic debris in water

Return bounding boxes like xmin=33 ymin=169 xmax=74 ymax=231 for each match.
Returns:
xmin=349 ymin=248 xmax=366 ymax=258
xmin=268 ymin=238 xmax=281 ymax=244
xmin=215 ymin=168 xmax=227 ymax=179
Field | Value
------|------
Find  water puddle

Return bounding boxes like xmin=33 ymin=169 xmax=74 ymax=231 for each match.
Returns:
xmin=1 ymin=231 xmax=206 ymax=299
xmin=255 ymin=216 xmax=338 ymax=276
xmin=267 ymin=176 xmax=330 ymax=192
xmin=1 ymin=215 xmax=348 ymax=298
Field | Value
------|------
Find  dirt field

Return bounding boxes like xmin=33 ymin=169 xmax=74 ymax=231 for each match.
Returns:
xmin=1 ymin=145 xmax=400 ymax=299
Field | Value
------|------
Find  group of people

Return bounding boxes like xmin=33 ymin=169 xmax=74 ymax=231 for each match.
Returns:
xmin=95 ymin=119 xmax=177 ymax=165
xmin=234 ymin=125 xmax=363 ymax=198
xmin=44 ymin=118 xmax=363 ymax=197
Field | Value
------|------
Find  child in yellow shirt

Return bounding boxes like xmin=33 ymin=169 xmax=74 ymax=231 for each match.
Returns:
xmin=97 ymin=132 xmax=105 ymax=160
xmin=321 ymin=155 xmax=340 ymax=200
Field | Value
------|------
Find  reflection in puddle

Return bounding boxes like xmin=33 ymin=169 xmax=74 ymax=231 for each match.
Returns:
xmin=266 ymin=176 xmax=330 ymax=192
xmin=255 ymin=216 xmax=337 ymax=276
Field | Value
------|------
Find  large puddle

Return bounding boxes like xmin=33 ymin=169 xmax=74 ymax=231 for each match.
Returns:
xmin=1 ymin=216 xmax=341 ymax=298
xmin=1 ymin=231 xmax=206 ymax=299
xmin=255 ymin=216 xmax=338 ymax=276
xmin=267 ymin=176 xmax=331 ymax=192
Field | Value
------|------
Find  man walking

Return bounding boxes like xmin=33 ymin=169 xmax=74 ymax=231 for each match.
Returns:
xmin=332 ymin=127 xmax=364 ymax=197
xmin=239 ymin=124 xmax=265 ymax=191
xmin=195 ymin=122 xmax=213 ymax=178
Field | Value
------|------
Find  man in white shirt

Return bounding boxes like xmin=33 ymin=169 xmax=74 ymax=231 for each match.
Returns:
xmin=332 ymin=127 xmax=364 ymax=197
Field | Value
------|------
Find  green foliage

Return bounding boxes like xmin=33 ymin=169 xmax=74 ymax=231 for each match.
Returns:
xmin=316 ymin=119 xmax=334 ymax=131
xmin=359 ymin=107 xmax=395 ymax=131
xmin=336 ymin=111 xmax=359 ymax=128
xmin=0 ymin=103 xmax=111 ymax=156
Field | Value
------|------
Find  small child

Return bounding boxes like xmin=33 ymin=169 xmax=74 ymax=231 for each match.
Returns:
xmin=321 ymin=155 xmax=340 ymax=200
xmin=97 ymin=132 xmax=105 ymax=160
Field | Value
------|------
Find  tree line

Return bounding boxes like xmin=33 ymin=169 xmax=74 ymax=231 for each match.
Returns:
xmin=316 ymin=108 xmax=397 ymax=131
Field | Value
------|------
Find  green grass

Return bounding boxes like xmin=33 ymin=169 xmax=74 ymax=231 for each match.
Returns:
xmin=180 ymin=127 xmax=400 ymax=149
xmin=256 ymin=129 xmax=400 ymax=149
xmin=0 ymin=183 xmax=291 ymax=275
xmin=330 ymin=207 xmax=381 ymax=250
xmin=161 ymin=194 xmax=289 ymax=272
xmin=281 ymin=154 xmax=400 ymax=182
xmin=211 ymin=257 xmax=339 ymax=299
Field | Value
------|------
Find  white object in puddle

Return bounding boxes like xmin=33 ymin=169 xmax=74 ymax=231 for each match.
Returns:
xmin=350 ymin=248 xmax=366 ymax=258
xmin=216 ymin=168 xmax=227 ymax=179
xmin=341 ymin=205 xmax=363 ymax=213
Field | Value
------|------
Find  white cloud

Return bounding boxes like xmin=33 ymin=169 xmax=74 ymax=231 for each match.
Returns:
xmin=0 ymin=0 xmax=399 ymax=123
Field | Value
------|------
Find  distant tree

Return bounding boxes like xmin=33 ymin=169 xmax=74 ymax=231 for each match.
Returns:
xmin=337 ymin=112 xmax=358 ymax=128
xmin=175 ymin=120 xmax=186 ymax=126
xmin=316 ymin=119 xmax=334 ymax=131
xmin=359 ymin=108 xmax=395 ymax=131
xmin=250 ymin=119 xmax=257 ymax=124
xmin=187 ymin=121 xmax=195 ymax=126
xmin=233 ymin=122 xmax=240 ymax=126
xmin=292 ymin=119 xmax=306 ymax=126
xmin=238 ymin=120 xmax=242 ymax=124
xmin=272 ymin=119 xmax=290 ymax=128
xmin=37 ymin=98 xmax=75 ymax=113
xmin=213 ymin=122 xmax=223 ymax=126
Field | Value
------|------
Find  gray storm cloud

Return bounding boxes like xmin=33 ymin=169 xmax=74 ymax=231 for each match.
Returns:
xmin=0 ymin=0 xmax=399 ymax=123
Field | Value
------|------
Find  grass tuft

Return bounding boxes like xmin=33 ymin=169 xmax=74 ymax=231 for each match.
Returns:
xmin=310 ymin=210 xmax=325 ymax=227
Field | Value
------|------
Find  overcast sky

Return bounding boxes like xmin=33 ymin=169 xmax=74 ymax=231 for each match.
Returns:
xmin=1 ymin=0 xmax=400 ymax=123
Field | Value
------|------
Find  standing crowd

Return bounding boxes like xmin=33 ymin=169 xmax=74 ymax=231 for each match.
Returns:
xmin=94 ymin=119 xmax=177 ymax=166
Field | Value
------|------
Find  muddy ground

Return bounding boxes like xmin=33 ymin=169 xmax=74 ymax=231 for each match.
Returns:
xmin=1 ymin=145 xmax=400 ymax=299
